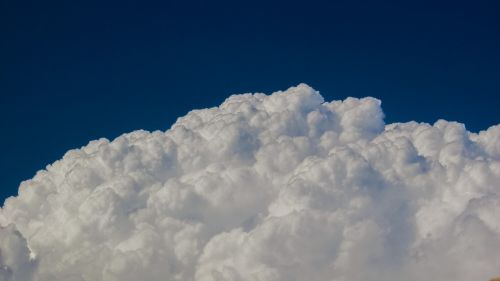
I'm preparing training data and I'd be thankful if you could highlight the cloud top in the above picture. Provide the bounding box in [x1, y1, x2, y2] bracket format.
[1, 84, 499, 281]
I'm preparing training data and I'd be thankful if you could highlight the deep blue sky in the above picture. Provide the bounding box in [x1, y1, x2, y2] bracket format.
[1, 0, 499, 202]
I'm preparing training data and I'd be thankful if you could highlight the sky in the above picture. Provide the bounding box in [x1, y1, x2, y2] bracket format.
[1, 0, 499, 202]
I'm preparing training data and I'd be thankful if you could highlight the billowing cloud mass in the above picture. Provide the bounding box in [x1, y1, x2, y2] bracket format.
[1, 84, 500, 281]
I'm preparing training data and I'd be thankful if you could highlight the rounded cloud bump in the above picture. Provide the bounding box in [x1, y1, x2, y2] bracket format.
[1, 84, 499, 281]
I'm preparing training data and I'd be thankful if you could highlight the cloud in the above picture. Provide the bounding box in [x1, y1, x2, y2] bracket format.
[1, 84, 499, 281]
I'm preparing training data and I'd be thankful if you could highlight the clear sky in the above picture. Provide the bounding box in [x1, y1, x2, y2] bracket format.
[1, 0, 499, 202]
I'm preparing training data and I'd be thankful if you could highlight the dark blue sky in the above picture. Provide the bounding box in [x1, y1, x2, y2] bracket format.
[1, 0, 499, 202]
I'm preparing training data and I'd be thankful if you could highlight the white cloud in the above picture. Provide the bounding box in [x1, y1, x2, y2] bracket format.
[1, 84, 499, 281]
[0, 225, 36, 281]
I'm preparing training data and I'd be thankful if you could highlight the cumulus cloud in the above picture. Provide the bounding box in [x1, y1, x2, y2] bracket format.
[1, 84, 499, 281]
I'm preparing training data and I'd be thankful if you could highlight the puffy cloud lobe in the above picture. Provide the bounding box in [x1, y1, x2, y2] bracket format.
[0, 225, 36, 281]
[0, 84, 499, 281]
